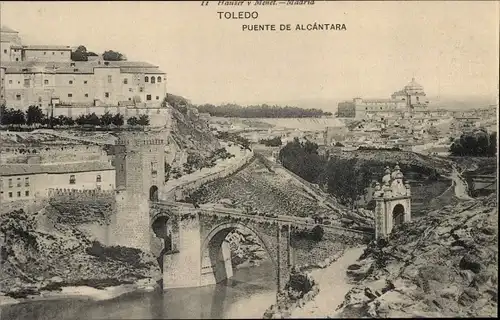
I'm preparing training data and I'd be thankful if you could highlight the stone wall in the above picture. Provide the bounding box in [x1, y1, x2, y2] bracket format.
[1, 145, 107, 164]
[164, 151, 254, 201]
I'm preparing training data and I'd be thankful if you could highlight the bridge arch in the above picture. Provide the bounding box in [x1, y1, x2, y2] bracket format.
[200, 222, 277, 286]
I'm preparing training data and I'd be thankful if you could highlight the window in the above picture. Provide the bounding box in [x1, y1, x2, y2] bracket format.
[69, 80, 73, 84]
[25, 177, 29, 187]
[17, 178, 21, 187]
[9, 80, 12, 84]
[3, 49, 6, 54]
[144, 76, 149, 83]
[156, 96, 159, 100]
[44, 52, 47, 55]
[84, 80, 88, 84]
[84, 93, 89, 97]
[146, 94, 152, 101]
[129, 88, 133, 92]
[105, 92, 110, 98]
[8, 192, 12, 198]
[69, 175, 76, 184]
[8, 179, 12, 188]
[157, 76, 162, 83]
[151, 162, 157, 176]
[68, 93, 72, 98]
[44, 79, 49, 85]
[123, 78, 128, 84]
[52, 52, 55, 55]
[16, 94, 21, 100]
[24, 79, 30, 86]
[17, 191, 21, 197]
[108, 75, 112, 83]
[96, 185, 101, 190]
[151, 77, 156, 84]
[139, 87, 144, 92]
[61, 52, 63, 55]
[96, 175, 101, 182]
[25, 191, 29, 197]
[15, 58, 19, 61]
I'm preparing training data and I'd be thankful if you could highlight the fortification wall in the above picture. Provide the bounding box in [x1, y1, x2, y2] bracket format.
[1, 144, 107, 164]
[164, 151, 254, 201]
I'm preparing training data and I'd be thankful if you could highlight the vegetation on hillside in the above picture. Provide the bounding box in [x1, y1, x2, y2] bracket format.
[259, 136, 282, 147]
[449, 128, 497, 157]
[279, 138, 446, 208]
[196, 103, 332, 118]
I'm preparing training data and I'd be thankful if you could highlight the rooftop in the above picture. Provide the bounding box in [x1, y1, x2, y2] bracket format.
[1, 60, 164, 74]
[23, 45, 72, 51]
[0, 161, 114, 176]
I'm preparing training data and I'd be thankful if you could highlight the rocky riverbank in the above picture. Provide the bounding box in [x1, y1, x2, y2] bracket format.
[226, 229, 268, 268]
[0, 208, 161, 302]
[336, 193, 498, 318]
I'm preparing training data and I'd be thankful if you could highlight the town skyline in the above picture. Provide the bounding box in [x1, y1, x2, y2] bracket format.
[1, 1, 498, 108]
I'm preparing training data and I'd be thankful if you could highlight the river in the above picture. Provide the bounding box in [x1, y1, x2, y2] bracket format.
[0, 261, 276, 320]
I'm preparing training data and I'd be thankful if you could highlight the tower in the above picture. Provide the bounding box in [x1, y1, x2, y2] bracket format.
[111, 129, 168, 251]
[372, 164, 412, 240]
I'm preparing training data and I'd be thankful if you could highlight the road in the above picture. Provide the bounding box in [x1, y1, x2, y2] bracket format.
[450, 165, 473, 200]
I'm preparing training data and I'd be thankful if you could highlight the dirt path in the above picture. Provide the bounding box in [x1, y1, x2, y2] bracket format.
[450, 166, 473, 200]
[291, 246, 365, 318]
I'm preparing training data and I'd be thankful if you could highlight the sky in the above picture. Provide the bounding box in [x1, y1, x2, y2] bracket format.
[1, 1, 498, 108]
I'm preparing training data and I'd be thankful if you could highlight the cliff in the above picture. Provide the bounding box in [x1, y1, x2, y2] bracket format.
[0, 198, 160, 299]
[336, 194, 498, 318]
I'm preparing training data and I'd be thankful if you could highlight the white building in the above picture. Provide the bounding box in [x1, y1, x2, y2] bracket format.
[0, 161, 115, 202]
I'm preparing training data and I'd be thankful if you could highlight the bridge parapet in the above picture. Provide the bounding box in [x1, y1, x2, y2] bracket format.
[150, 200, 372, 240]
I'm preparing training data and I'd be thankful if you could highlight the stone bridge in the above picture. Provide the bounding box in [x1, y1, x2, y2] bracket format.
[149, 200, 371, 291]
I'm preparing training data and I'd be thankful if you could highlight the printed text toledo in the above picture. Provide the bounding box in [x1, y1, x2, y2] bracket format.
[218, 11, 347, 32]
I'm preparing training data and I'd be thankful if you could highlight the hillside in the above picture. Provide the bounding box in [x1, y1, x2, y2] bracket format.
[335, 194, 498, 318]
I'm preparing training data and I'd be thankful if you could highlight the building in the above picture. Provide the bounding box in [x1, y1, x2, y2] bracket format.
[337, 78, 430, 119]
[0, 161, 115, 202]
[0, 26, 168, 127]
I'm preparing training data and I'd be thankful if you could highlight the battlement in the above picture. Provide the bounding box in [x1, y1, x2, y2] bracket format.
[115, 131, 167, 147]
[48, 188, 115, 198]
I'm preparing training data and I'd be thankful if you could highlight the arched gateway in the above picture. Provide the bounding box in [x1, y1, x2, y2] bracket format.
[372, 164, 412, 240]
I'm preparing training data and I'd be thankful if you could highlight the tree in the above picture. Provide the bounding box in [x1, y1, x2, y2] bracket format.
[86, 113, 101, 126]
[127, 116, 138, 126]
[76, 114, 86, 126]
[71, 45, 89, 61]
[137, 114, 150, 126]
[311, 225, 324, 241]
[9, 109, 25, 125]
[25, 105, 45, 125]
[449, 129, 497, 157]
[112, 113, 124, 126]
[260, 136, 282, 147]
[102, 50, 125, 61]
[100, 112, 113, 126]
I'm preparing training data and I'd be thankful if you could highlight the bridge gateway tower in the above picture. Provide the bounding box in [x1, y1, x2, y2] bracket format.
[111, 129, 168, 251]
[372, 164, 412, 240]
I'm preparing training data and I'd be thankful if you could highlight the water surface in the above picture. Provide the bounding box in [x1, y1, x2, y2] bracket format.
[1, 261, 276, 320]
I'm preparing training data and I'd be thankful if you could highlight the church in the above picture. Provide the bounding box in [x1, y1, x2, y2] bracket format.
[337, 78, 430, 119]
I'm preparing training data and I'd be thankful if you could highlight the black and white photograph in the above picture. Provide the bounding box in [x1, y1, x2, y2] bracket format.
[0, 1, 498, 319]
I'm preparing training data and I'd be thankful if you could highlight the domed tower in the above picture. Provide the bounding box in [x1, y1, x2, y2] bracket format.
[403, 78, 428, 111]
[372, 164, 412, 240]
